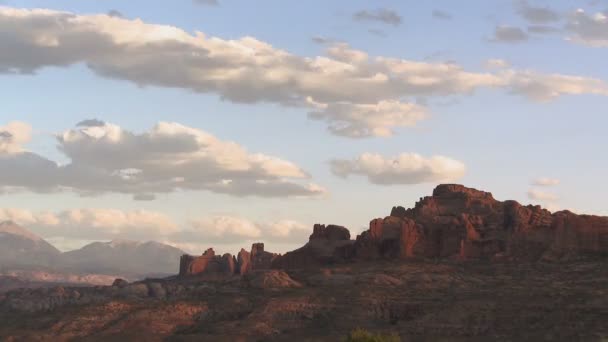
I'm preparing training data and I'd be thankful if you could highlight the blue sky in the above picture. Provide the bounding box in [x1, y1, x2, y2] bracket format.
[1, 0, 607, 253]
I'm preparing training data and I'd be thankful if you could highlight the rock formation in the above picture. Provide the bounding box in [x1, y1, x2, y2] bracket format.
[271, 224, 355, 269]
[179, 244, 277, 277]
[236, 248, 251, 274]
[353, 184, 608, 261]
[179, 248, 236, 277]
[249, 243, 279, 270]
[179, 184, 607, 275]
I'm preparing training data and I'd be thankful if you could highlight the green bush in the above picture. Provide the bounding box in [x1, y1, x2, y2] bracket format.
[342, 328, 401, 342]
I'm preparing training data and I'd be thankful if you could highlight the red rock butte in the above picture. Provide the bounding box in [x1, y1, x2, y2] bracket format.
[179, 184, 608, 277]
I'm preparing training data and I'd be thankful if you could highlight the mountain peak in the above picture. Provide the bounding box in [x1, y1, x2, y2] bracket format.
[0, 221, 42, 241]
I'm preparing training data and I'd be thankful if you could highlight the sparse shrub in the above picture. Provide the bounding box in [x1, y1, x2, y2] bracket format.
[343, 328, 401, 342]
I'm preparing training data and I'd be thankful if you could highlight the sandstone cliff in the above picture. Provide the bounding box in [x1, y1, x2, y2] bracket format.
[178, 184, 607, 276]
[352, 184, 608, 262]
[179, 243, 279, 277]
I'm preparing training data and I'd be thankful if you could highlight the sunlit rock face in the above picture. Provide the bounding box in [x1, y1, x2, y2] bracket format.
[179, 243, 278, 277]
[353, 184, 608, 262]
[179, 184, 608, 277]
[179, 248, 237, 277]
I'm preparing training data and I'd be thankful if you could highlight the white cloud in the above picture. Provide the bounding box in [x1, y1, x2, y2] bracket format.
[1, 8, 607, 137]
[330, 152, 466, 185]
[308, 100, 427, 138]
[566, 9, 608, 47]
[0, 121, 31, 154]
[0, 208, 179, 241]
[532, 177, 560, 186]
[188, 216, 262, 242]
[527, 188, 559, 201]
[0, 120, 326, 198]
[502, 70, 608, 101]
[170, 215, 311, 245]
[0, 208, 311, 246]
[265, 220, 310, 242]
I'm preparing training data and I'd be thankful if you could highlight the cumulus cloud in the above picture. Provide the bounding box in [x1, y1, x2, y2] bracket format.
[0, 120, 326, 199]
[308, 100, 427, 138]
[353, 8, 402, 26]
[1, 8, 608, 137]
[492, 26, 529, 43]
[0, 208, 179, 241]
[0, 121, 31, 154]
[330, 153, 466, 185]
[516, 1, 560, 24]
[432, 9, 452, 20]
[0, 208, 312, 246]
[170, 216, 310, 245]
[185, 216, 261, 242]
[566, 9, 608, 47]
[527, 189, 559, 201]
[532, 177, 560, 186]
[264, 220, 310, 243]
[502, 70, 608, 100]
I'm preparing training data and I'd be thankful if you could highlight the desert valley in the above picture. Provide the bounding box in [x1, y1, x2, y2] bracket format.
[1, 185, 606, 341]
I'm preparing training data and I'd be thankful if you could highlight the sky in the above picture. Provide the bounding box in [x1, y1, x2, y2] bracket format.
[1, 0, 608, 254]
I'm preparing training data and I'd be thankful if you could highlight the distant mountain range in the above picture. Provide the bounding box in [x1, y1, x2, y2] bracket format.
[61, 239, 185, 277]
[0, 221, 185, 290]
[0, 221, 61, 269]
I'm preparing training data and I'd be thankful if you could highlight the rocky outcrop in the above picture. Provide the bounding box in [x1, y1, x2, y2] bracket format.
[309, 224, 351, 241]
[354, 184, 608, 261]
[271, 224, 355, 270]
[179, 248, 236, 277]
[180, 184, 608, 276]
[250, 243, 279, 271]
[354, 216, 426, 259]
[179, 244, 277, 277]
[236, 248, 251, 275]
